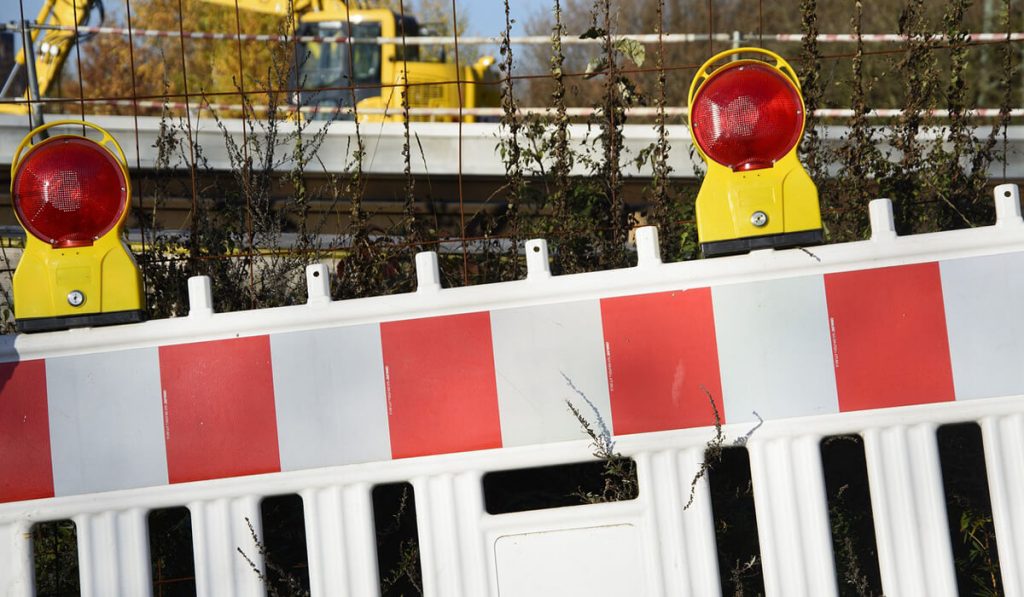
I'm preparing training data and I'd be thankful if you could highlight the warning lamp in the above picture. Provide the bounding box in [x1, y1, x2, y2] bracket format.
[11, 120, 144, 333]
[688, 48, 823, 257]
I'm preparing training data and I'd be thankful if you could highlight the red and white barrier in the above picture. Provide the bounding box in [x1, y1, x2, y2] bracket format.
[3, 188, 1024, 504]
[1, 186, 1024, 597]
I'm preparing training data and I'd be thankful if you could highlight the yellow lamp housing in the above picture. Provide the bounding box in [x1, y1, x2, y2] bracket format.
[687, 48, 823, 257]
[11, 120, 144, 333]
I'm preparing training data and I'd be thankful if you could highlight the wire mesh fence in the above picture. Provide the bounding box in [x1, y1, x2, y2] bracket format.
[0, 3, 1021, 595]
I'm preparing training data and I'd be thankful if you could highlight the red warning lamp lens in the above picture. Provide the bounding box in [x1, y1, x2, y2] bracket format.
[691, 62, 804, 171]
[13, 137, 127, 248]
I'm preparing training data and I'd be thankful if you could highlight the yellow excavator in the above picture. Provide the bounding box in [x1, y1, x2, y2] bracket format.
[0, 0, 499, 122]
[200, 0, 499, 122]
[0, 0, 101, 117]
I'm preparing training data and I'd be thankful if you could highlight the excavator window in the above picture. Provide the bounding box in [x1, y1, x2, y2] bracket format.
[297, 22, 346, 90]
[296, 22, 382, 87]
[294, 20, 383, 113]
[350, 21, 382, 85]
[393, 16, 420, 62]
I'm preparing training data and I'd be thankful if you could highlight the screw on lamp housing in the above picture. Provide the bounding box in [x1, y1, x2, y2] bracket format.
[67, 290, 85, 307]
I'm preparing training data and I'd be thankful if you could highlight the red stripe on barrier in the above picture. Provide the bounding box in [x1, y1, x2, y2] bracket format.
[160, 336, 280, 484]
[0, 360, 54, 503]
[824, 262, 955, 411]
[381, 313, 502, 458]
[601, 289, 723, 434]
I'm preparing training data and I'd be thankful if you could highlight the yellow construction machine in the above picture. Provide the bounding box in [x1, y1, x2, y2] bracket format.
[201, 0, 500, 121]
[0, 0, 499, 122]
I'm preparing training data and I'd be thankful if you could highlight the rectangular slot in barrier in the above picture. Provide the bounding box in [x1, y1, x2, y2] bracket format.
[373, 482, 423, 597]
[259, 494, 310, 595]
[482, 458, 639, 514]
[707, 446, 766, 597]
[32, 519, 79, 597]
[937, 422, 1003, 596]
[148, 506, 196, 596]
[820, 434, 883, 596]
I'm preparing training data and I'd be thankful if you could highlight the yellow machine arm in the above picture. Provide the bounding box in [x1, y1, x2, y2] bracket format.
[0, 0, 99, 115]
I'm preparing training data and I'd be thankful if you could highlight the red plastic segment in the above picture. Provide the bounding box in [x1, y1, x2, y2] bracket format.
[12, 136, 127, 247]
[824, 262, 955, 411]
[0, 360, 54, 503]
[160, 336, 281, 484]
[601, 289, 724, 434]
[691, 62, 803, 171]
[381, 313, 503, 458]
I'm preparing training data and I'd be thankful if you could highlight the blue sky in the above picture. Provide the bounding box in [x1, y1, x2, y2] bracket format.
[3, 0, 45, 21]
[467, 0, 551, 37]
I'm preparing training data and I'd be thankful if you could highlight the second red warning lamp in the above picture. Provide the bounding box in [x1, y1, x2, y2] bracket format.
[688, 48, 823, 257]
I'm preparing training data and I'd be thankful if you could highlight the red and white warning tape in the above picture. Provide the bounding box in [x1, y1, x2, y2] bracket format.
[3, 22, 1022, 45]
[10, 98, 1022, 120]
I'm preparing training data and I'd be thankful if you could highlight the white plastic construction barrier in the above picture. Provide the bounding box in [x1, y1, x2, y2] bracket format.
[2, 185, 1024, 597]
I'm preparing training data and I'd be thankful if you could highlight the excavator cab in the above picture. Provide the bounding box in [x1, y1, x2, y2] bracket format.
[293, 11, 418, 119]
[289, 8, 497, 122]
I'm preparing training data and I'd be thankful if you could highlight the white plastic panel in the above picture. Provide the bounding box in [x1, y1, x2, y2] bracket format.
[453, 473, 491, 597]
[190, 496, 265, 597]
[415, 472, 489, 597]
[339, 485, 382, 596]
[0, 521, 32, 597]
[490, 300, 612, 447]
[748, 436, 837, 597]
[863, 425, 957, 597]
[301, 484, 380, 597]
[301, 486, 349, 597]
[270, 325, 391, 471]
[712, 276, 839, 423]
[46, 348, 167, 496]
[75, 509, 150, 596]
[982, 414, 1024, 597]
[639, 449, 721, 597]
[494, 524, 646, 597]
[941, 252, 1024, 400]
